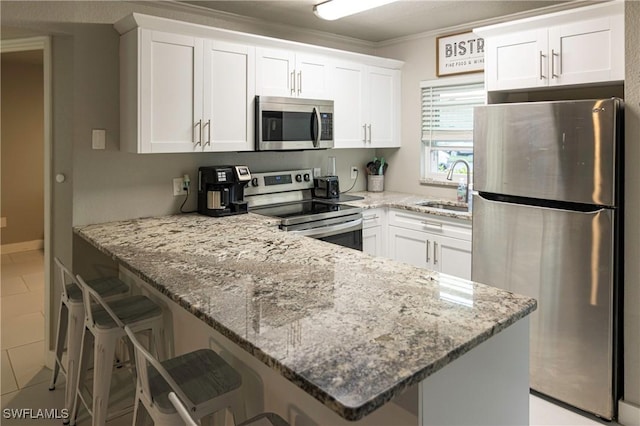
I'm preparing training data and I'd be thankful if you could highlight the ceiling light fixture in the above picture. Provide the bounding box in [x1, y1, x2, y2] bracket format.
[313, 0, 398, 21]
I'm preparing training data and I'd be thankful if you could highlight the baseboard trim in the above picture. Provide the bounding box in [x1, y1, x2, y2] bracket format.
[1, 239, 44, 254]
[620, 400, 640, 426]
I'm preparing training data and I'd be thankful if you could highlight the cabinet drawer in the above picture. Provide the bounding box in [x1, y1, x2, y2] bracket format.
[388, 208, 471, 241]
[362, 208, 385, 229]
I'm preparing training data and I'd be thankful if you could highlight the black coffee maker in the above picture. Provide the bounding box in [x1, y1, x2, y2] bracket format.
[198, 166, 251, 217]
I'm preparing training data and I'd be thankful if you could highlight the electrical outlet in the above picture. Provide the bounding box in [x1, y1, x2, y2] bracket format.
[350, 166, 358, 179]
[173, 177, 187, 196]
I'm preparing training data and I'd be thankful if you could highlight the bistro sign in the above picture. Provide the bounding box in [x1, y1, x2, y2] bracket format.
[436, 31, 485, 77]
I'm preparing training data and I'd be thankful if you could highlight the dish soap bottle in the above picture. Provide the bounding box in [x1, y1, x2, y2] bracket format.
[457, 178, 467, 203]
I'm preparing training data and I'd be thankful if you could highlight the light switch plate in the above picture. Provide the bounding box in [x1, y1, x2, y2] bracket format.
[92, 129, 106, 150]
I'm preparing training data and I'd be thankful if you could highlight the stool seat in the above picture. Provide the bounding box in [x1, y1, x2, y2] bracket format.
[150, 349, 242, 413]
[66, 276, 128, 302]
[92, 295, 163, 329]
[238, 413, 289, 426]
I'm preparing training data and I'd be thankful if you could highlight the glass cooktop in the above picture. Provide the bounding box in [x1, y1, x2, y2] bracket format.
[251, 200, 361, 226]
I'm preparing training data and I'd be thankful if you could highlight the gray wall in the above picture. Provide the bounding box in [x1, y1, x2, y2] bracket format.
[624, 0, 640, 409]
[375, 35, 460, 201]
[1, 0, 375, 351]
[1, 53, 44, 244]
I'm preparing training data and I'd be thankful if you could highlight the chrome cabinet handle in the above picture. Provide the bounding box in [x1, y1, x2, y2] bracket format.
[204, 119, 211, 148]
[367, 124, 372, 143]
[551, 49, 559, 78]
[194, 119, 202, 147]
[298, 71, 302, 95]
[363, 124, 367, 143]
[426, 240, 431, 263]
[433, 241, 438, 265]
[363, 215, 379, 221]
[539, 51, 546, 80]
[421, 220, 443, 229]
[290, 71, 296, 95]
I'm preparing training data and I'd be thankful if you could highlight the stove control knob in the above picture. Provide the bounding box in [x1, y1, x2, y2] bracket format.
[295, 174, 303, 182]
[303, 173, 311, 182]
[251, 177, 259, 187]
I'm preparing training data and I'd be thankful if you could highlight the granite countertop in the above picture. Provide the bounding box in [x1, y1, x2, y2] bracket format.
[75, 213, 534, 421]
[344, 191, 472, 221]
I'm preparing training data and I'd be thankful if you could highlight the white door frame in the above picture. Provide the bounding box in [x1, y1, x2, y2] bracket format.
[1, 36, 53, 366]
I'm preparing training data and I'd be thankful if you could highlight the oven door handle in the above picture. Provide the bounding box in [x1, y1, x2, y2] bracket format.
[291, 218, 362, 239]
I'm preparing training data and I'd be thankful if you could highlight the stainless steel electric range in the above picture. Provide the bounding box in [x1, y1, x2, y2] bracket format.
[244, 169, 363, 250]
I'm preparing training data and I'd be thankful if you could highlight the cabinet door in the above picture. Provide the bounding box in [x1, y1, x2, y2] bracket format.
[486, 29, 548, 91]
[203, 40, 255, 152]
[434, 235, 472, 280]
[256, 47, 295, 97]
[296, 53, 332, 99]
[332, 61, 366, 148]
[388, 226, 430, 269]
[366, 66, 400, 147]
[141, 30, 203, 152]
[363, 226, 383, 257]
[548, 15, 624, 87]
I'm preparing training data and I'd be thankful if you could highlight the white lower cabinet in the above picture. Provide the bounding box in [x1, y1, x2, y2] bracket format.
[387, 209, 472, 280]
[362, 209, 386, 257]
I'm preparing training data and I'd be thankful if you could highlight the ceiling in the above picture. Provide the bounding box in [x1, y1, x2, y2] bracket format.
[179, 0, 576, 43]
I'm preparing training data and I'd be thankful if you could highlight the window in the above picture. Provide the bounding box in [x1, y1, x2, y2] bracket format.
[421, 78, 485, 182]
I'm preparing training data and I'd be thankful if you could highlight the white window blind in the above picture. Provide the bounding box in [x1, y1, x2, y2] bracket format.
[421, 80, 485, 180]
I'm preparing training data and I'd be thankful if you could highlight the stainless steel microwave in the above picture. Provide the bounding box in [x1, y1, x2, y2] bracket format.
[255, 96, 334, 151]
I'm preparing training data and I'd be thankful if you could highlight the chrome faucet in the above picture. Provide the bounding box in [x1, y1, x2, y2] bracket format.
[446, 159, 470, 203]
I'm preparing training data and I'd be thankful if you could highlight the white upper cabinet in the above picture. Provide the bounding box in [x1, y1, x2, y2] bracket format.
[133, 30, 203, 153]
[547, 16, 624, 87]
[121, 29, 254, 153]
[332, 62, 400, 148]
[486, 29, 548, 91]
[203, 40, 255, 152]
[477, 1, 624, 92]
[256, 48, 331, 99]
[366, 66, 400, 148]
[115, 13, 403, 153]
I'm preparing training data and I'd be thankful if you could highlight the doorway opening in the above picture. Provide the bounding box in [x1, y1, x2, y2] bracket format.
[1, 37, 53, 367]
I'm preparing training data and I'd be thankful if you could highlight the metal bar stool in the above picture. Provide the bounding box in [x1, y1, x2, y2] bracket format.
[69, 274, 166, 426]
[49, 257, 129, 422]
[168, 391, 289, 426]
[123, 324, 248, 426]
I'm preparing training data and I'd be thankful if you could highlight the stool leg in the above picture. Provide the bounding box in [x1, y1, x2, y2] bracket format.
[49, 300, 68, 391]
[132, 394, 149, 426]
[64, 303, 84, 415]
[70, 326, 93, 426]
[91, 332, 119, 426]
[150, 323, 165, 361]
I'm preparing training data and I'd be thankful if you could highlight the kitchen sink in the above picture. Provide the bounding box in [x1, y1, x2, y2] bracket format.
[416, 201, 469, 212]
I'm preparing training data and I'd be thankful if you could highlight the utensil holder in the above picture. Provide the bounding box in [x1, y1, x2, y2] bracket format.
[367, 175, 384, 192]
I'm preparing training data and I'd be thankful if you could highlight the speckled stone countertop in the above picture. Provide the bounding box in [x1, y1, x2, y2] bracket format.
[346, 191, 472, 221]
[75, 213, 534, 421]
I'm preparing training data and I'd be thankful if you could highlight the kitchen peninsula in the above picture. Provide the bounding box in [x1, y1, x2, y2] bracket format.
[75, 213, 536, 425]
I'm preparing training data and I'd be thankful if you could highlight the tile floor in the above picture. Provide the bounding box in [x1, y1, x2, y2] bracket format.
[0, 249, 618, 426]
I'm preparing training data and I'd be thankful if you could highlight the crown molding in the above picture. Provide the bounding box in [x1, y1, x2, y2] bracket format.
[375, 0, 599, 47]
[126, 0, 378, 52]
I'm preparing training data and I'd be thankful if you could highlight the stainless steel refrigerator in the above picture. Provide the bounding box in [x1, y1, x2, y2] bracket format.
[472, 98, 623, 420]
